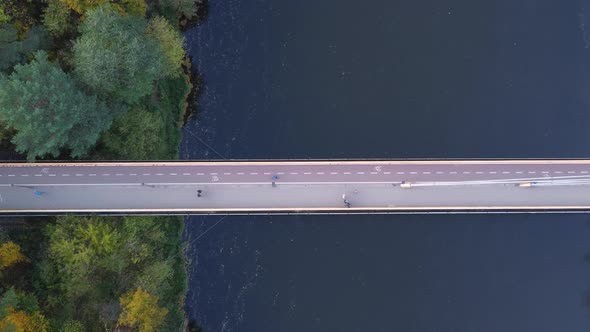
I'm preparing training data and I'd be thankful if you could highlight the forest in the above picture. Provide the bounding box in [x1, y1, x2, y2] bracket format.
[0, 0, 201, 331]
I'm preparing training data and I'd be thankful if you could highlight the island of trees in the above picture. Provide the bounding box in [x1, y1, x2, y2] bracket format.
[0, 0, 202, 331]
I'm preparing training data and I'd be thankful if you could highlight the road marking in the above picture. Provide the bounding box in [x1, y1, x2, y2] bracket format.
[142, 173, 150, 176]
[237, 173, 244, 175]
[528, 171, 536, 174]
[397, 172, 405, 174]
[450, 172, 457, 174]
[291, 172, 300, 175]
[436, 171, 444, 174]
[197, 173, 204, 175]
[410, 172, 417, 174]
[210, 173, 218, 175]
[475, 172, 483, 174]
[20, 174, 28, 177]
[170, 173, 178, 175]
[34, 174, 42, 177]
[7, 175, 14, 177]
[357, 172, 365, 174]
[423, 172, 431, 174]
[61, 174, 69, 176]
[156, 173, 164, 176]
[383, 172, 391, 174]
[264, 172, 271, 175]
[317, 172, 325, 175]
[502, 172, 510, 174]
[223, 173, 231, 175]
[343, 172, 351, 175]
[554, 171, 563, 174]
[76, 174, 83, 176]
[182, 173, 190, 176]
[88, 174, 96, 176]
[489, 172, 497, 174]
[103, 173, 110, 176]
[542, 171, 549, 174]
[250, 172, 258, 175]
[568, 171, 576, 174]
[582, 171, 589, 174]
[463, 172, 471, 174]
[116, 173, 124, 176]
[277, 172, 285, 175]
[304, 172, 312, 175]
[515, 171, 523, 174]
[129, 173, 137, 176]
[370, 172, 378, 174]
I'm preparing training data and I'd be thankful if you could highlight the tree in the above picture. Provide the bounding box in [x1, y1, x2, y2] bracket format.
[0, 6, 10, 24]
[0, 25, 49, 72]
[99, 106, 166, 160]
[63, 0, 146, 16]
[118, 288, 168, 332]
[72, 4, 163, 104]
[0, 242, 27, 271]
[0, 51, 122, 160]
[146, 16, 185, 78]
[0, 307, 48, 332]
[43, 0, 71, 37]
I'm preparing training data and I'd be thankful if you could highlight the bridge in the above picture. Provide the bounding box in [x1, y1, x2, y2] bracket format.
[1, 160, 590, 215]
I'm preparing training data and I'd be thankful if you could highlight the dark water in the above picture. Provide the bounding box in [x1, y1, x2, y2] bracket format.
[181, 1, 590, 331]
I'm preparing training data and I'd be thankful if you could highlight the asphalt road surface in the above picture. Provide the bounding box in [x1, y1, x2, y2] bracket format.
[1, 160, 590, 214]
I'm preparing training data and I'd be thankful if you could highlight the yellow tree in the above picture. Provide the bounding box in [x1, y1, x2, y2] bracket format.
[62, 0, 146, 16]
[118, 287, 168, 332]
[0, 307, 48, 332]
[0, 242, 27, 270]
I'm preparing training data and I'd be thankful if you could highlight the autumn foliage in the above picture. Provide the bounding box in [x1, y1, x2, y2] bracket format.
[0, 241, 28, 270]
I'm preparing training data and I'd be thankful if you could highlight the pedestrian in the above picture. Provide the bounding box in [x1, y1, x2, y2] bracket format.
[34, 191, 42, 196]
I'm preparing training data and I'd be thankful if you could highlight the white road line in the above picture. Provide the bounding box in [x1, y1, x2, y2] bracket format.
[489, 172, 497, 174]
[250, 173, 258, 175]
[223, 173, 231, 175]
[370, 172, 378, 174]
[502, 172, 510, 174]
[62, 174, 69, 176]
[20, 174, 28, 177]
[76, 174, 83, 176]
[197, 173, 204, 175]
[237, 173, 244, 175]
[554, 171, 563, 174]
[304, 172, 312, 175]
[34, 174, 42, 177]
[317, 172, 325, 175]
[7, 175, 14, 177]
[263, 172, 271, 175]
[423, 172, 431, 174]
[291, 172, 300, 175]
[383, 172, 391, 174]
[410, 172, 417, 174]
[277, 172, 285, 175]
[142, 173, 150, 176]
[116, 173, 124, 176]
[156, 173, 164, 176]
[103, 174, 111, 176]
[515, 171, 523, 174]
[463, 172, 471, 174]
[475, 172, 483, 174]
[528, 171, 536, 174]
[542, 171, 549, 174]
[170, 173, 178, 175]
[397, 172, 405, 174]
[357, 172, 365, 174]
[568, 171, 576, 174]
[182, 173, 190, 176]
[130, 173, 137, 176]
[88, 174, 96, 176]
[210, 173, 218, 175]
[343, 172, 351, 175]
[582, 171, 589, 174]
[436, 171, 444, 174]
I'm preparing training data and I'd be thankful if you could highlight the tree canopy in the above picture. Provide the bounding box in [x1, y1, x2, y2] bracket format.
[146, 16, 185, 78]
[0, 51, 121, 160]
[72, 4, 163, 104]
[0, 24, 49, 72]
[0, 242, 27, 271]
[118, 287, 168, 332]
[63, 0, 146, 16]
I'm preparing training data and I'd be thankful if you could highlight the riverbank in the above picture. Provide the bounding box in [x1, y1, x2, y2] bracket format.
[0, 1, 201, 330]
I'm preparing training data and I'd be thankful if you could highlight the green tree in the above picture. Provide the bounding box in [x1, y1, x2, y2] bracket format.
[99, 106, 166, 160]
[118, 288, 168, 332]
[0, 6, 10, 24]
[146, 16, 185, 78]
[155, 0, 198, 20]
[0, 25, 48, 72]
[0, 51, 121, 160]
[42, 0, 71, 37]
[72, 4, 163, 104]
[63, 0, 146, 16]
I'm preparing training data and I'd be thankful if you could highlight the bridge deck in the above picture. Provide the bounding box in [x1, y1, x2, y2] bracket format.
[1, 160, 590, 214]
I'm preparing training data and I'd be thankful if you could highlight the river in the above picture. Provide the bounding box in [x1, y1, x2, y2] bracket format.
[181, 0, 590, 331]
